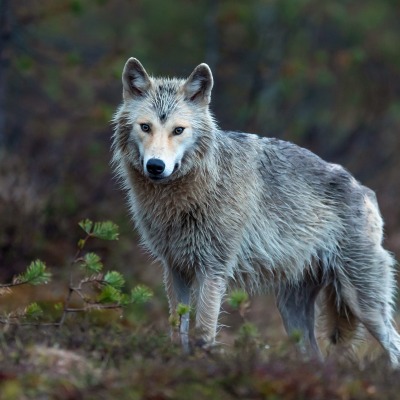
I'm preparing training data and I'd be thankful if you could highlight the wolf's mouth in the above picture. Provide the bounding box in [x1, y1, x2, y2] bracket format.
[148, 174, 165, 181]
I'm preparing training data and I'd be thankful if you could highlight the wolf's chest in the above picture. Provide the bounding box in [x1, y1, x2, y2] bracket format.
[136, 195, 211, 246]
[131, 188, 244, 269]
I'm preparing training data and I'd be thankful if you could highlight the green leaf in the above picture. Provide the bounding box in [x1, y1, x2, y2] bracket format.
[104, 271, 125, 289]
[79, 219, 94, 235]
[130, 285, 153, 305]
[78, 220, 119, 241]
[24, 303, 44, 320]
[17, 260, 52, 286]
[81, 253, 103, 274]
[120, 293, 131, 306]
[228, 289, 249, 310]
[91, 221, 119, 241]
[97, 285, 122, 304]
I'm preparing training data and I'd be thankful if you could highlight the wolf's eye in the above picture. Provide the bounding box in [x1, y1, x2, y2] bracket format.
[174, 127, 184, 135]
[140, 123, 150, 133]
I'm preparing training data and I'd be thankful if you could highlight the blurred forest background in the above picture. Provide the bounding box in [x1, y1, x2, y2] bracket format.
[1, 0, 400, 292]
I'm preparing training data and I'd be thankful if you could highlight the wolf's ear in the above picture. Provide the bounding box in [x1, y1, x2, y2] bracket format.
[122, 58, 151, 100]
[183, 63, 213, 105]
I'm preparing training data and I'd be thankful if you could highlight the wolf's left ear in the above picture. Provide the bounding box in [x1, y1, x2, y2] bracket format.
[183, 63, 213, 105]
[122, 58, 151, 100]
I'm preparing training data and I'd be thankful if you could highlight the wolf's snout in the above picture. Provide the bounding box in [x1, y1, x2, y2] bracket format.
[146, 158, 165, 176]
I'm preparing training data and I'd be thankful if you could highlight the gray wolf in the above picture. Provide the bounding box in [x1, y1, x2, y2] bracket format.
[112, 57, 400, 365]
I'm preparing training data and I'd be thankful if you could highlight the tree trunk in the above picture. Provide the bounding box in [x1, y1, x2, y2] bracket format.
[0, 0, 11, 148]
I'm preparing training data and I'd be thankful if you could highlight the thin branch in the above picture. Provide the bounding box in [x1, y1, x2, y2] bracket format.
[58, 233, 91, 326]
[64, 304, 123, 312]
[0, 320, 62, 327]
[0, 280, 31, 289]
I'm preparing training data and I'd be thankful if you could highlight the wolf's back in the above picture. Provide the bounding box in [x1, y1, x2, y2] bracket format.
[215, 131, 387, 289]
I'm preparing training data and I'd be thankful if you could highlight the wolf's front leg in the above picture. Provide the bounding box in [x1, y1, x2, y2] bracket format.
[195, 273, 226, 345]
[163, 267, 191, 351]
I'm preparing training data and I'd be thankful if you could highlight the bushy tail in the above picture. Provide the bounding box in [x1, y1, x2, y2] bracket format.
[321, 283, 364, 349]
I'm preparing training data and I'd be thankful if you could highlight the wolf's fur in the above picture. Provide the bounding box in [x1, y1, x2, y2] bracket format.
[112, 58, 400, 365]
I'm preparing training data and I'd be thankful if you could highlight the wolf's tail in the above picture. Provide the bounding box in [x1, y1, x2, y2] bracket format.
[321, 283, 364, 349]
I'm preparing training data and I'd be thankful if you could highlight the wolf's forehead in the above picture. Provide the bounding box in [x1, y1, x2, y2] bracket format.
[148, 78, 184, 122]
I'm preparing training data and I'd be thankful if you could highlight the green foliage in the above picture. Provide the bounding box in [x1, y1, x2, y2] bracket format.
[234, 322, 260, 351]
[81, 252, 103, 274]
[78, 219, 94, 236]
[0, 219, 151, 327]
[176, 303, 190, 317]
[289, 329, 303, 344]
[228, 289, 249, 310]
[97, 285, 122, 304]
[16, 260, 52, 286]
[104, 271, 125, 289]
[75, 220, 150, 311]
[24, 303, 44, 320]
[238, 322, 259, 340]
[169, 314, 179, 329]
[130, 285, 153, 305]
[91, 221, 119, 241]
[79, 219, 119, 241]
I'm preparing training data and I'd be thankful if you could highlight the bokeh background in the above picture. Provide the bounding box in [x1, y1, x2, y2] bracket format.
[1, 0, 400, 311]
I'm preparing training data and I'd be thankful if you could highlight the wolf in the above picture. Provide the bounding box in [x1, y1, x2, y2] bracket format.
[112, 57, 400, 365]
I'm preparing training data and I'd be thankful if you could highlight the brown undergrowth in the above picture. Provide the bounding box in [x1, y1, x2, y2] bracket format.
[0, 309, 399, 400]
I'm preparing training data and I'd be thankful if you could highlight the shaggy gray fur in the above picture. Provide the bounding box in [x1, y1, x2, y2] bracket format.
[112, 58, 400, 365]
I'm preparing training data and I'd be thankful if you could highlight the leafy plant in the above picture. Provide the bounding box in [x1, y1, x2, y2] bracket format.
[58, 219, 152, 325]
[0, 260, 52, 289]
[0, 219, 152, 327]
[0, 261, 51, 324]
[169, 303, 191, 333]
[228, 289, 260, 350]
[24, 302, 44, 321]
[228, 289, 250, 319]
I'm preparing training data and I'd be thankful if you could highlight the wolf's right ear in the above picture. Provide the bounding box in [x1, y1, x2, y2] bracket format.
[122, 58, 151, 100]
[183, 63, 213, 105]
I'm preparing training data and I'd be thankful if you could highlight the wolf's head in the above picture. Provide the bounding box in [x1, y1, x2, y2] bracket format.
[113, 58, 216, 183]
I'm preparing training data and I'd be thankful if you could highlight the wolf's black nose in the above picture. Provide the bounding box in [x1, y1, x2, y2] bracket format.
[146, 158, 165, 175]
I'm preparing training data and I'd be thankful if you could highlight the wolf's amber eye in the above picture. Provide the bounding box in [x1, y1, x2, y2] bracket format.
[140, 123, 150, 132]
[174, 127, 184, 135]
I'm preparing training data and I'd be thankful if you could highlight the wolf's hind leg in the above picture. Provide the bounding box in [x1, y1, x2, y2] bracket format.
[275, 278, 323, 358]
[338, 250, 400, 367]
[163, 267, 191, 352]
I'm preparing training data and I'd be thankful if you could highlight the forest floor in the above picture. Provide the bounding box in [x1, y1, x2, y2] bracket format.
[0, 290, 399, 400]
